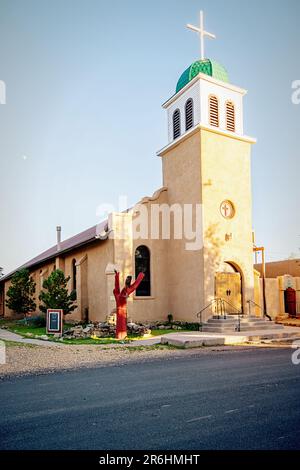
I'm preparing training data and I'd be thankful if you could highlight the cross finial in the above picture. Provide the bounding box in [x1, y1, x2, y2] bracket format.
[187, 11, 216, 60]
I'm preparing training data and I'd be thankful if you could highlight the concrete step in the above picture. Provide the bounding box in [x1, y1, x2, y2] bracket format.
[202, 326, 239, 333]
[201, 318, 284, 333]
[240, 322, 283, 328]
[238, 324, 283, 331]
[206, 319, 237, 325]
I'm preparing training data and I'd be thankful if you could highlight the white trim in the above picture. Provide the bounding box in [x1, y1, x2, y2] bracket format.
[133, 296, 156, 300]
[162, 72, 247, 109]
[200, 123, 256, 143]
[156, 123, 256, 157]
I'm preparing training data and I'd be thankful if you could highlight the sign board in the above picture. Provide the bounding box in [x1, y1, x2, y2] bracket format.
[46, 309, 63, 335]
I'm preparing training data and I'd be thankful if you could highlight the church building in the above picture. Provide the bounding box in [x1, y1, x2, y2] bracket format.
[0, 12, 260, 324]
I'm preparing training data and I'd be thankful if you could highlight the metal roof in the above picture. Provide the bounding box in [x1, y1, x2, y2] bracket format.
[0, 219, 108, 283]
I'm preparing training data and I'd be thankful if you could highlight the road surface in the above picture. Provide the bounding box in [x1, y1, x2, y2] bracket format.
[0, 347, 300, 450]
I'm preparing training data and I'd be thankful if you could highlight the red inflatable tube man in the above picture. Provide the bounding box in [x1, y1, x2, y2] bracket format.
[113, 270, 145, 340]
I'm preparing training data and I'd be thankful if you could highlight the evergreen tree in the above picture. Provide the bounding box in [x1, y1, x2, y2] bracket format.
[5, 269, 36, 316]
[39, 269, 77, 316]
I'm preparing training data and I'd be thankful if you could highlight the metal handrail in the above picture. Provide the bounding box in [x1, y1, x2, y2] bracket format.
[220, 298, 242, 314]
[247, 299, 272, 321]
[196, 298, 220, 330]
[218, 298, 243, 331]
[196, 297, 243, 331]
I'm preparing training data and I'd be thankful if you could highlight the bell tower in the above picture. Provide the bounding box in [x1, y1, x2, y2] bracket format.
[156, 11, 256, 319]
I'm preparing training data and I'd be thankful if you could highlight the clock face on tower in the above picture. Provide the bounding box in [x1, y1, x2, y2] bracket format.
[220, 200, 235, 219]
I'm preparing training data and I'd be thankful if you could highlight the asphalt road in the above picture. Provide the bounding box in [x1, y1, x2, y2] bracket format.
[0, 347, 300, 450]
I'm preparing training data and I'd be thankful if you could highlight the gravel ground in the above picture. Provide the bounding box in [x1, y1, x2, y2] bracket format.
[0, 342, 254, 379]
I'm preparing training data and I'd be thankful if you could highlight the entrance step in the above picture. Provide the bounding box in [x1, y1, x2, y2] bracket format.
[201, 316, 284, 333]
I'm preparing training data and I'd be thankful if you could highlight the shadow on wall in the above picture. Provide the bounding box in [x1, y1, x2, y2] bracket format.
[203, 223, 224, 317]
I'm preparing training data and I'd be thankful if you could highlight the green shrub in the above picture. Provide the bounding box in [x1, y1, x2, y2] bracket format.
[167, 313, 173, 323]
[17, 315, 46, 327]
[39, 269, 77, 316]
[5, 269, 36, 316]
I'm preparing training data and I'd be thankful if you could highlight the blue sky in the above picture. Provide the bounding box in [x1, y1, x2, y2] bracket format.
[0, 0, 300, 273]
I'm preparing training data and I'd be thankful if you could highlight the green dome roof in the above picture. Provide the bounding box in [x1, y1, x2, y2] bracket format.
[176, 58, 229, 94]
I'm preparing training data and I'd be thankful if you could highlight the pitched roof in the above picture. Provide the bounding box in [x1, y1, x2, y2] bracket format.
[0, 220, 108, 283]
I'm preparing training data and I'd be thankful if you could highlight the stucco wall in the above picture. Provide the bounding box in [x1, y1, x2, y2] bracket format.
[161, 130, 204, 321]
[255, 259, 300, 278]
[2, 239, 114, 322]
[200, 128, 254, 316]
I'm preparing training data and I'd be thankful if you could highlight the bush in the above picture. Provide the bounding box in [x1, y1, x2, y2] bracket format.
[167, 313, 173, 323]
[39, 269, 77, 316]
[5, 268, 36, 316]
[17, 315, 46, 327]
[172, 321, 200, 331]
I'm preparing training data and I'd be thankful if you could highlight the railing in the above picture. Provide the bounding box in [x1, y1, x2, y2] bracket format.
[220, 298, 243, 332]
[246, 299, 272, 321]
[196, 297, 243, 331]
[196, 298, 220, 331]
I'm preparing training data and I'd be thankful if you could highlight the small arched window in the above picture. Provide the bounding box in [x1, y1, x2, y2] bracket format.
[185, 98, 194, 131]
[209, 95, 219, 127]
[72, 259, 77, 292]
[173, 109, 181, 140]
[135, 245, 151, 296]
[226, 101, 235, 132]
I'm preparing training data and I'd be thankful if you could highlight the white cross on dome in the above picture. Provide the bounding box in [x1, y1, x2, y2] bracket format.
[186, 11, 216, 60]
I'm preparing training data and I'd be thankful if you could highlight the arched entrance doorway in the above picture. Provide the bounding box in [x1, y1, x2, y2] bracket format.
[215, 262, 243, 314]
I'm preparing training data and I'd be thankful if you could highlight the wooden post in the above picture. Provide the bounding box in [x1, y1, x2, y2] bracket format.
[253, 246, 267, 317]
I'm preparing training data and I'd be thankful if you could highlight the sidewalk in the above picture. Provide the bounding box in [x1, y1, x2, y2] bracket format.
[0, 328, 162, 348]
[160, 327, 300, 348]
[0, 329, 64, 347]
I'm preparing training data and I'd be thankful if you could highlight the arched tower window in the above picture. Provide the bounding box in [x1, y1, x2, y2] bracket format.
[185, 98, 194, 131]
[135, 245, 151, 296]
[173, 109, 181, 140]
[226, 101, 235, 132]
[209, 95, 219, 127]
[72, 259, 77, 292]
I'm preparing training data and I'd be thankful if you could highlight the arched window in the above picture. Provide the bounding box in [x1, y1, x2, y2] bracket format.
[185, 98, 194, 131]
[209, 95, 219, 127]
[135, 245, 151, 296]
[226, 101, 235, 132]
[72, 259, 77, 292]
[173, 109, 181, 140]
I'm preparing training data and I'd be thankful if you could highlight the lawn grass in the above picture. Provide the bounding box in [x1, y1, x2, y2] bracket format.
[0, 318, 192, 345]
[146, 329, 178, 336]
[62, 337, 126, 345]
[0, 318, 73, 338]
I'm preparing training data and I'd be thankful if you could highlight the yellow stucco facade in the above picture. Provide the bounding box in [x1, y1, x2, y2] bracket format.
[1, 123, 258, 323]
[0, 69, 267, 324]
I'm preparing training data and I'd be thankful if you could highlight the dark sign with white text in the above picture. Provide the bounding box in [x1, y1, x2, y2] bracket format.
[46, 309, 63, 335]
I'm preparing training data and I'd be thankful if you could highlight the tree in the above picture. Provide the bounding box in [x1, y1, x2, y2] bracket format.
[5, 268, 36, 316]
[39, 269, 77, 316]
[0, 267, 4, 278]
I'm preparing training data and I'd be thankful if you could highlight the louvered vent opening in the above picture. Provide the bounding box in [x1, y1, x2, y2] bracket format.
[173, 109, 181, 139]
[209, 96, 219, 127]
[185, 99, 194, 131]
[226, 102, 235, 132]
